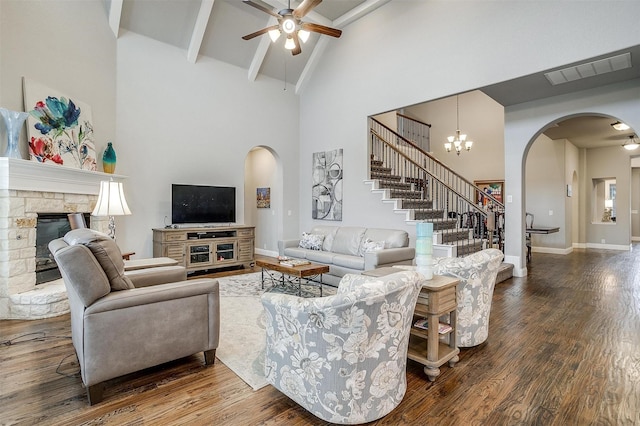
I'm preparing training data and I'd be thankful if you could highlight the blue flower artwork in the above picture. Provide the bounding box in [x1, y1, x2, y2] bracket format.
[23, 78, 97, 171]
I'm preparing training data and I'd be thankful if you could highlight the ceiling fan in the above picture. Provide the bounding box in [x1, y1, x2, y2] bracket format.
[241, 0, 342, 56]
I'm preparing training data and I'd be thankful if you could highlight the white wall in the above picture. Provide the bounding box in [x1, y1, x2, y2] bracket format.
[565, 141, 580, 246]
[525, 134, 567, 251]
[115, 32, 300, 257]
[632, 168, 640, 240]
[0, 0, 116, 159]
[585, 145, 632, 248]
[300, 0, 640, 259]
[403, 90, 505, 183]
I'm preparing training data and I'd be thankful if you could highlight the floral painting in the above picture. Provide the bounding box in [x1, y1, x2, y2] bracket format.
[23, 78, 97, 170]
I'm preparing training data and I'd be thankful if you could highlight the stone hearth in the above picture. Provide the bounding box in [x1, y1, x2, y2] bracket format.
[0, 158, 125, 320]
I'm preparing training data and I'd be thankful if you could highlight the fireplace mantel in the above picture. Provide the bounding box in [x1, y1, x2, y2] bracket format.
[0, 158, 126, 320]
[0, 158, 126, 194]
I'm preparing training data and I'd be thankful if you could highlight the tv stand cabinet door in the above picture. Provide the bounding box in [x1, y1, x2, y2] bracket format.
[186, 242, 214, 268]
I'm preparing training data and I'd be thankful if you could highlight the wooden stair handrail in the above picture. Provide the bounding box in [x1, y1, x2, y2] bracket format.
[370, 117, 505, 209]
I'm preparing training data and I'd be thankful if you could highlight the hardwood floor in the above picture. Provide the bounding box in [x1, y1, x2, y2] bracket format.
[1, 248, 639, 425]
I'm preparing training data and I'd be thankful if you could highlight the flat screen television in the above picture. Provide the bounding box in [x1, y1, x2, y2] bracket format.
[172, 184, 236, 225]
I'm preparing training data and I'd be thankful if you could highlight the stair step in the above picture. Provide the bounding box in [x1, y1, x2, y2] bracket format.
[454, 240, 485, 256]
[371, 171, 401, 181]
[496, 262, 514, 284]
[389, 189, 422, 199]
[371, 159, 383, 167]
[414, 209, 445, 220]
[378, 180, 413, 190]
[400, 199, 433, 209]
[424, 219, 458, 230]
[438, 229, 472, 243]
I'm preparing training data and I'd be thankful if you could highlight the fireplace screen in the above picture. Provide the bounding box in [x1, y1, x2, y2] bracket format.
[36, 213, 89, 284]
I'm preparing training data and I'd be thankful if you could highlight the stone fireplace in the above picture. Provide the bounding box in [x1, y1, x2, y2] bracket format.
[0, 158, 123, 320]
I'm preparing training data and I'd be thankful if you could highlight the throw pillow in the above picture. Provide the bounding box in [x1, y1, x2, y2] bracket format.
[360, 238, 386, 255]
[64, 229, 134, 291]
[299, 232, 325, 251]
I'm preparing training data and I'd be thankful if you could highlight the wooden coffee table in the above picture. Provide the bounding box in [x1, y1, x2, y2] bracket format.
[256, 257, 330, 297]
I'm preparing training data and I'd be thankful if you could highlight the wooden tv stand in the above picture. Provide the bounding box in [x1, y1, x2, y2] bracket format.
[152, 225, 255, 274]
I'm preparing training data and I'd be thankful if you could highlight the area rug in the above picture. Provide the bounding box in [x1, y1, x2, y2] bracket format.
[216, 272, 335, 391]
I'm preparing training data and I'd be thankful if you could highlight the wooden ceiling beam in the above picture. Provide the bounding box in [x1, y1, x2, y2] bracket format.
[248, 16, 278, 81]
[187, 0, 215, 64]
[108, 0, 123, 38]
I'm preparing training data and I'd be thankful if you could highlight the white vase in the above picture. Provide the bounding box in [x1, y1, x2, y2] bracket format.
[0, 108, 30, 159]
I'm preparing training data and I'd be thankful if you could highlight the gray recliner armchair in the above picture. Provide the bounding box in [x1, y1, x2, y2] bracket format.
[48, 229, 220, 404]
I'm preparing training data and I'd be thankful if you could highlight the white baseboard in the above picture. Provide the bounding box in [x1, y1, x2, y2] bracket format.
[531, 246, 573, 255]
[584, 243, 631, 251]
[632, 236, 640, 242]
[503, 255, 527, 277]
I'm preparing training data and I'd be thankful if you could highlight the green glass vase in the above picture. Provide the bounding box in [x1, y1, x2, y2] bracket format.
[102, 142, 116, 174]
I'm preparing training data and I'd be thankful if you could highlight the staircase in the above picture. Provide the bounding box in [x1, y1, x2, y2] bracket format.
[366, 115, 508, 263]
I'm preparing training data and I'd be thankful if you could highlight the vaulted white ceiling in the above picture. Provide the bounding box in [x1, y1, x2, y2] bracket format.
[107, 0, 640, 148]
[109, 0, 388, 93]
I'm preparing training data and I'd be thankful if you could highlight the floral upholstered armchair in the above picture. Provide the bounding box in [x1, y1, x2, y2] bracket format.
[432, 248, 504, 347]
[261, 271, 424, 424]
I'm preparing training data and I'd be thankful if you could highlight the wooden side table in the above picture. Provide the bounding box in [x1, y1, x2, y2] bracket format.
[407, 274, 460, 381]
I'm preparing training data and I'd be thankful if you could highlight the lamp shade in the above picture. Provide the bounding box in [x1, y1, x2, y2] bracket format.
[92, 181, 132, 217]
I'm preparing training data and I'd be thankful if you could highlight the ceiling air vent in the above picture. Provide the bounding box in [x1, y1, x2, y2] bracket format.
[544, 52, 632, 86]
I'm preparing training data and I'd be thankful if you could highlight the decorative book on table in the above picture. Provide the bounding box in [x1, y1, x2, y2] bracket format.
[413, 318, 453, 334]
[279, 259, 310, 267]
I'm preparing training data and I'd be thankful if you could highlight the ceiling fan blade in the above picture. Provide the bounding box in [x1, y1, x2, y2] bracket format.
[293, 0, 322, 19]
[300, 22, 342, 38]
[242, 0, 281, 19]
[291, 31, 302, 56]
[242, 25, 279, 41]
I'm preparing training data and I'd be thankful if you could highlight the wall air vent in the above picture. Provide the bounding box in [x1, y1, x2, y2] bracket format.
[544, 52, 632, 86]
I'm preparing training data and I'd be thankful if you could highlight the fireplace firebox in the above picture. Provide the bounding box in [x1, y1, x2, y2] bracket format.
[35, 213, 90, 284]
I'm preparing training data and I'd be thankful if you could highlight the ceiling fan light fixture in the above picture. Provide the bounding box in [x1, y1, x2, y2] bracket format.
[282, 18, 296, 34]
[611, 121, 630, 131]
[268, 29, 281, 42]
[622, 135, 640, 151]
[284, 37, 296, 50]
[298, 29, 310, 43]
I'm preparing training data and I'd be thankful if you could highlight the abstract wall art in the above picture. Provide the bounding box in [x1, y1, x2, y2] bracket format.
[23, 78, 97, 171]
[312, 148, 343, 221]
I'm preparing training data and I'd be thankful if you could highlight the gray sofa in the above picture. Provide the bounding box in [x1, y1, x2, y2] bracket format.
[49, 229, 220, 404]
[278, 225, 415, 286]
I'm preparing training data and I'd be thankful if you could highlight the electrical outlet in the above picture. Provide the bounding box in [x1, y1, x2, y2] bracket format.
[601, 239, 605, 244]
[507, 195, 513, 203]
[549, 210, 553, 216]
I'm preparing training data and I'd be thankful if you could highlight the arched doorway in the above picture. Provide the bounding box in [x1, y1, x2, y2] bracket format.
[520, 113, 635, 269]
[244, 146, 283, 256]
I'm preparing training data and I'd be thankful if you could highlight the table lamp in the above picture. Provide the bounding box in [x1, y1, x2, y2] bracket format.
[91, 180, 131, 239]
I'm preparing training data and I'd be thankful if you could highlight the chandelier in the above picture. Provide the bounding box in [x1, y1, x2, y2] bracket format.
[444, 95, 473, 155]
